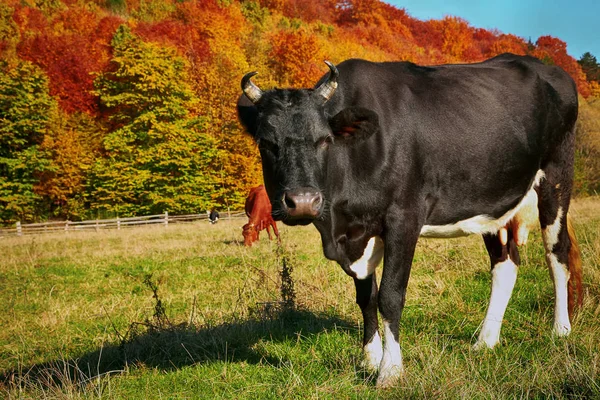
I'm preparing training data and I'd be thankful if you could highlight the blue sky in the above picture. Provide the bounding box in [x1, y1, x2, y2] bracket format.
[384, 0, 599, 60]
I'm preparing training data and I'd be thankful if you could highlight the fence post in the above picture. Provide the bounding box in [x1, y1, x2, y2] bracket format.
[16, 221, 22, 236]
[117, 217, 121, 230]
[65, 220, 70, 231]
[164, 211, 168, 227]
[228, 206, 231, 221]
[95, 219, 99, 232]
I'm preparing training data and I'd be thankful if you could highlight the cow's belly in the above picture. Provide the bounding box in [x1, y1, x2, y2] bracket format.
[420, 170, 543, 238]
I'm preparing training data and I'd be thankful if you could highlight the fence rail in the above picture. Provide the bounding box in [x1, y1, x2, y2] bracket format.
[0, 211, 246, 237]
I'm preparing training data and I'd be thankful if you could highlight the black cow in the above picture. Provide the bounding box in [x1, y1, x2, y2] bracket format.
[237, 54, 583, 387]
[208, 210, 219, 224]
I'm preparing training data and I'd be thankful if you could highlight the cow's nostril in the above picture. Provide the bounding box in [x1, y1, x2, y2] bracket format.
[312, 193, 323, 211]
[282, 188, 322, 219]
[283, 193, 297, 209]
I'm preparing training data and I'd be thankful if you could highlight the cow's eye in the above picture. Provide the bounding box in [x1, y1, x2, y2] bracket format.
[316, 135, 334, 148]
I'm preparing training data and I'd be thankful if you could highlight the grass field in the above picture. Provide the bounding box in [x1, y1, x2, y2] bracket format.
[1, 198, 599, 399]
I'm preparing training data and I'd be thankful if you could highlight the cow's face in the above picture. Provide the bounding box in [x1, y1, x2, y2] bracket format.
[238, 62, 380, 226]
[253, 92, 332, 226]
[242, 223, 258, 246]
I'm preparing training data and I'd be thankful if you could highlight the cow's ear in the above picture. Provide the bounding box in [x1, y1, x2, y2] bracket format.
[237, 94, 258, 138]
[328, 107, 379, 143]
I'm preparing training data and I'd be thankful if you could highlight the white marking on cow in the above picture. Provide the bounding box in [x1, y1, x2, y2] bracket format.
[499, 227, 508, 245]
[348, 236, 384, 280]
[377, 320, 403, 387]
[473, 257, 518, 350]
[512, 188, 538, 245]
[544, 207, 563, 248]
[542, 207, 571, 336]
[362, 331, 383, 371]
[421, 170, 545, 238]
[546, 254, 571, 336]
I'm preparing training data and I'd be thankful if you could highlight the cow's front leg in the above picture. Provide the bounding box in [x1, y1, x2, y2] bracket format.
[271, 221, 281, 243]
[376, 214, 420, 388]
[347, 236, 384, 370]
[266, 224, 273, 240]
[354, 274, 382, 371]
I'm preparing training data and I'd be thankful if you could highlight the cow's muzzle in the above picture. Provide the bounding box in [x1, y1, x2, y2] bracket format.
[282, 188, 323, 219]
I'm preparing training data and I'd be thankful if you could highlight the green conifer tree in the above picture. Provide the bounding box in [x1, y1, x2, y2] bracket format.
[90, 25, 221, 216]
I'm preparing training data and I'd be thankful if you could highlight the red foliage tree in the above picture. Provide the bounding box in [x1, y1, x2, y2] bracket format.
[135, 19, 211, 64]
[16, 5, 118, 113]
[281, 0, 337, 23]
[12, 6, 47, 34]
[19, 34, 102, 113]
[472, 27, 496, 56]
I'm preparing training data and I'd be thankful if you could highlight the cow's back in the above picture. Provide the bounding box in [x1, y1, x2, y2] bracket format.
[246, 185, 272, 224]
[323, 54, 578, 225]
[245, 186, 262, 217]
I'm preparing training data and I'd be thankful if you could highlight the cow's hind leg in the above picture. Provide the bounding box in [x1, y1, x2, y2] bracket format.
[474, 231, 520, 349]
[537, 162, 583, 336]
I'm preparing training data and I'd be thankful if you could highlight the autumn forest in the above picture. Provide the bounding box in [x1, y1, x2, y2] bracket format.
[1, 0, 599, 224]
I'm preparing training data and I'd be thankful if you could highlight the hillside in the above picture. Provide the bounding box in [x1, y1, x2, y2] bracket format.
[1, 0, 599, 223]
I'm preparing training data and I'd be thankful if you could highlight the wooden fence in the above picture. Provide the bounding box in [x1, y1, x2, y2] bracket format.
[0, 211, 246, 237]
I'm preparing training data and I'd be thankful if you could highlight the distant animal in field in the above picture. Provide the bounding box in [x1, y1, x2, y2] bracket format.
[208, 210, 219, 224]
[242, 185, 279, 246]
[238, 53, 583, 387]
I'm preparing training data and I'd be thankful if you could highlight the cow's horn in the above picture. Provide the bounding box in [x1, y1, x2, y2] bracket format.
[315, 61, 339, 102]
[241, 71, 263, 104]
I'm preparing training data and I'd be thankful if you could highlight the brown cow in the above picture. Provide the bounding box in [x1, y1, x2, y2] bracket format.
[242, 185, 280, 246]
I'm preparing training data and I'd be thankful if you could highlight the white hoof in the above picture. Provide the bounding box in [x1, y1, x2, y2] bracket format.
[376, 364, 403, 388]
[377, 320, 403, 388]
[361, 331, 383, 371]
[553, 322, 571, 337]
[472, 338, 497, 351]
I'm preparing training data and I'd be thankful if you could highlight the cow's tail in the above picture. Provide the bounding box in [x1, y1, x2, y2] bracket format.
[567, 213, 583, 320]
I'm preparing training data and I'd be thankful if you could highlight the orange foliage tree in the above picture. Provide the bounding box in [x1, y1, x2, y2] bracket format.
[268, 28, 325, 86]
[37, 113, 102, 219]
[486, 33, 528, 57]
[429, 16, 476, 62]
[175, 0, 263, 208]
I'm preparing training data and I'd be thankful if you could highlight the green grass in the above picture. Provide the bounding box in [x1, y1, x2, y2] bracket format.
[1, 198, 599, 399]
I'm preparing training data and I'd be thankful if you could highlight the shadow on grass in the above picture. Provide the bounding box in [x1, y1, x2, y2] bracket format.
[0, 308, 354, 390]
[222, 239, 243, 246]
